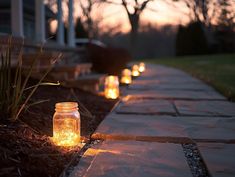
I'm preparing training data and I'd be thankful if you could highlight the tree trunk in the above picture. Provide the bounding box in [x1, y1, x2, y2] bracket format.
[129, 14, 139, 57]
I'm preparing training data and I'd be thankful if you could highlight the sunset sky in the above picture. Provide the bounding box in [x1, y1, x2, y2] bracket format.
[48, 0, 191, 33]
[95, 0, 190, 32]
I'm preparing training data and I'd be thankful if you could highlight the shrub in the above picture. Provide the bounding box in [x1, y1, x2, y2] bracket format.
[87, 44, 132, 75]
[214, 27, 235, 53]
[175, 22, 209, 56]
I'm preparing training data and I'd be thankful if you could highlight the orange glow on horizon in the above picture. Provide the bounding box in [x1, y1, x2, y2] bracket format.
[99, 0, 190, 33]
[47, 0, 235, 34]
[47, 0, 190, 34]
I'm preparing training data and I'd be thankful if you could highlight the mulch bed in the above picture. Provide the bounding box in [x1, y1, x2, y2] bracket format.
[0, 85, 117, 177]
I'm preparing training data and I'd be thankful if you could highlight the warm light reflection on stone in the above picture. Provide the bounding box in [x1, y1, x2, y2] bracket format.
[85, 148, 122, 157]
[121, 69, 132, 84]
[132, 65, 140, 77]
[104, 76, 119, 99]
[139, 62, 145, 72]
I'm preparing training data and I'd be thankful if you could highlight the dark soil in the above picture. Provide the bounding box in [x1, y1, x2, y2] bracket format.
[0, 85, 117, 177]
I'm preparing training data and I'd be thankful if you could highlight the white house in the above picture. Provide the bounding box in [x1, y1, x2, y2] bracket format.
[0, 0, 75, 47]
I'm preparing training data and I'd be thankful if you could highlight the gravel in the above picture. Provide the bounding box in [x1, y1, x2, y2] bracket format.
[61, 140, 103, 177]
[182, 144, 210, 177]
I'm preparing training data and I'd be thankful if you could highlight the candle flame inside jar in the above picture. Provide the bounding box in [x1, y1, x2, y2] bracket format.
[121, 69, 132, 84]
[53, 130, 79, 147]
[132, 65, 140, 76]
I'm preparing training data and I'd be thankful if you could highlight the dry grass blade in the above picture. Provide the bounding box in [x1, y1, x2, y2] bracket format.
[14, 53, 62, 121]
[24, 99, 50, 110]
[0, 36, 62, 121]
[10, 41, 24, 120]
[24, 82, 60, 91]
[0, 37, 12, 118]
[13, 46, 42, 115]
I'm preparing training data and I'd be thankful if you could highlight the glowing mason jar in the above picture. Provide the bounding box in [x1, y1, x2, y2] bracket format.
[132, 64, 140, 77]
[121, 69, 132, 84]
[139, 62, 145, 72]
[52, 102, 80, 147]
[104, 75, 119, 99]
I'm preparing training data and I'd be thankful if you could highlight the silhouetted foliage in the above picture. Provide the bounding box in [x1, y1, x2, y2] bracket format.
[75, 18, 89, 38]
[100, 0, 153, 56]
[87, 44, 131, 75]
[213, 0, 235, 53]
[214, 28, 235, 53]
[175, 22, 209, 56]
[79, 0, 95, 39]
[100, 24, 176, 59]
[173, 0, 216, 26]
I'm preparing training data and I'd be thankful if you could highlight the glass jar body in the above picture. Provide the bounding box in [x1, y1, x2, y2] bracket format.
[104, 76, 119, 99]
[138, 62, 145, 72]
[121, 69, 132, 84]
[132, 65, 140, 76]
[53, 102, 80, 146]
[121, 75, 132, 84]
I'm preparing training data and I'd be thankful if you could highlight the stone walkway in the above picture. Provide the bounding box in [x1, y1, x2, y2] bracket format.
[70, 64, 235, 177]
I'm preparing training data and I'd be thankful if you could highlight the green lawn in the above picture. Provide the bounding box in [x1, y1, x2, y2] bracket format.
[146, 54, 235, 101]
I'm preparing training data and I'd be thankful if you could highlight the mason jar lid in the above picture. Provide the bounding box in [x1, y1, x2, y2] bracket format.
[55, 102, 78, 111]
[122, 69, 131, 76]
[105, 75, 119, 85]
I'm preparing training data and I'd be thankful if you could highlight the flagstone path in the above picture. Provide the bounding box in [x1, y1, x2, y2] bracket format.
[70, 64, 235, 177]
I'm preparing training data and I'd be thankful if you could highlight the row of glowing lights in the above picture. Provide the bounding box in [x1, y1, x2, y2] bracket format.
[52, 63, 146, 147]
[104, 62, 145, 99]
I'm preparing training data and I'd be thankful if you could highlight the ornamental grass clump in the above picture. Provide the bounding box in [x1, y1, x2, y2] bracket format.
[0, 37, 61, 121]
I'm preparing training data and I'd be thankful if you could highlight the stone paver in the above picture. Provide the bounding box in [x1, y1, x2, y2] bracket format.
[92, 114, 188, 142]
[124, 90, 226, 100]
[140, 65, 189, 77]
[198, 143, 235, 177]
[71, 64, 235, 177]
[70, 140, 192, 177]
[175, 100, 235, 117]
[134, 75, 202, 83]
[116, 99, 176, 115]
[129, 82, 213, 91]
[185, 117, 235, 141]
[92, 113, 235, 142]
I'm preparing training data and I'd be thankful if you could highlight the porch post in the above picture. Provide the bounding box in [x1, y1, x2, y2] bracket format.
[67, 0, 75, 47]
[35, 0, 45, 43]
[57, 0, 64, 45]
[11, 0, 24, 37]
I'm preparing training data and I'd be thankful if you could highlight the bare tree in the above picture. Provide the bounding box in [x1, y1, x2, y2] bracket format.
[101, 0, 154, 55]
[214, 0, 235, 53]
[79, 0, 95, 39]
[79, 0, 110, 39]
[216, 0, 235, 28]
[122, 0, 153, 48]
[122, 0, 152, 45]
[172, 0, 217, 26]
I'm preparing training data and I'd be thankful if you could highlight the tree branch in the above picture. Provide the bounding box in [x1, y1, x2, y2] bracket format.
[140, 0, 152, 11]
[98, 0, 122, 6]
[122, 0, 131, 15]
